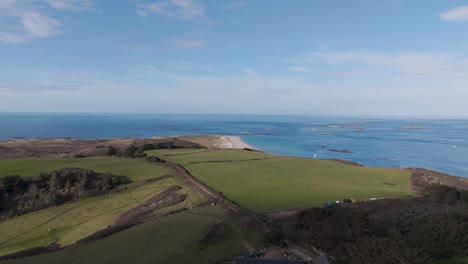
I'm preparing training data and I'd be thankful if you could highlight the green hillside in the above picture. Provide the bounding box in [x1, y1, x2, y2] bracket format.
[147, 149, 412, 212]
[2, 207, 245, 264]
[0, 157, 170, 182]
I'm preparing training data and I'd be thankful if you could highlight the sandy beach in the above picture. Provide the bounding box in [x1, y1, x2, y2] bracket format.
[215, 135, 257, 150]
[150, 135, 258, 150]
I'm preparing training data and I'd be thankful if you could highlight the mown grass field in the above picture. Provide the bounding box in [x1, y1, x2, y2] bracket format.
[147, 149, 411, 212]
[0, 175, 205, 257]
[3, 207, 245, 264]
[144, 148, 210, 157]
[146, 149, 280, 164]
[0, 157, 170, 183]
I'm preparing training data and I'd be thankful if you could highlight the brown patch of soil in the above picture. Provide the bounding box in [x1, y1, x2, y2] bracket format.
[114, 185, 186, 226]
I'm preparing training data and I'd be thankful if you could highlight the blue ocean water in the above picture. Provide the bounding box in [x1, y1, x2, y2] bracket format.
[0, 113, 467, 177]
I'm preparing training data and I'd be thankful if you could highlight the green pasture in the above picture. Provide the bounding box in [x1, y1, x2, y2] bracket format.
[146, 149, 280, 164]
[0, 174, 206, 257]
[183, 153, 412, 212]
[3, 207, 245, 264]
[144, 148, 211, 157]
[0, 157, 170, 183]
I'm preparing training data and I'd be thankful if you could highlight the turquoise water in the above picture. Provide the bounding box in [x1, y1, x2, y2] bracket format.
[0, 113, 467, 177]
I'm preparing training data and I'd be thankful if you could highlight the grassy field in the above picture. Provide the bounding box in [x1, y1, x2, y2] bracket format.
[0, 173, 207, 257]
[165, 150, 412, 212]
[144, 148, 211, 157]
[147, 149, 280, 164]
[0, 157, 170, 183]
[145, 149, 412, 212]
[186, 158, 411, 212]
[0, 149, 413, 261]
[3, 207, 245, 264]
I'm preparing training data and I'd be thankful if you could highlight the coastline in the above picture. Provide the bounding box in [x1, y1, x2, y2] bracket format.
[214, 135, 258, 150]
[2, 135, 468, 183]
[165, 135, 259, 150]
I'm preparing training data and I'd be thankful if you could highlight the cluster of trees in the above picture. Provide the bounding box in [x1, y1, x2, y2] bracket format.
[272, 185, 468, 264]
[0, 168, 129, 220]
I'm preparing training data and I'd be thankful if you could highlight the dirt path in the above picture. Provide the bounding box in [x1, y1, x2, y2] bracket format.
[159, 160, 260, 253]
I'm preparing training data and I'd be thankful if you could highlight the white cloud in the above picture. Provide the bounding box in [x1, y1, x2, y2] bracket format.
[21, 11, 61, 38]
[301, 51, 468, 79]
[165, 38, 205, 49]
[288, 66, 313, 72]
[44, 0, 94, 10]
[0, 76, 87, 93]
[242, 68, 256, 77]
[225, 0, 245, 9]
[137, 0, 204, 20]
[0, 0, 93, 44]
[440, 6, 468, 22]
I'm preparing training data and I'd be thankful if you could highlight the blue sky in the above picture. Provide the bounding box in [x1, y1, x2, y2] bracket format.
[1, 0, 468, 117]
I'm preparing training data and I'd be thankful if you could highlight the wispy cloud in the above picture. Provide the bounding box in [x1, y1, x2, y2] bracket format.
[300, 51, 468, 79]
[0, 77, 87, 93]
[440, 6, 468, 22]
[137, 0, 204, 20]
[0, 0, 94, 44]
[242, 68, 256, 77]
[288, 66, 313, 72]
[225, 0, 245, 9]
[21, 11, 61, 38]
[44, 0, 95, 11]
[164, 38, 205, 49]
[1, 66, 467, 117]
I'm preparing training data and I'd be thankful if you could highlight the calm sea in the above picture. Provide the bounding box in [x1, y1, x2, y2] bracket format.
[0, 113, 467, 177]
